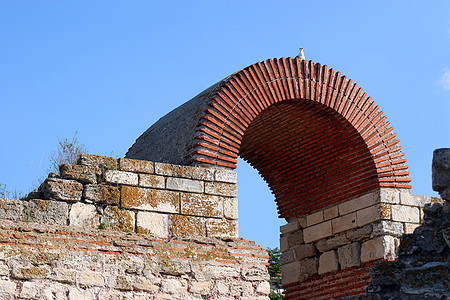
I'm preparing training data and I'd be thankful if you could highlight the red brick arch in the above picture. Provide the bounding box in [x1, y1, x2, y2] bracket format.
[189, 58, 411, 218]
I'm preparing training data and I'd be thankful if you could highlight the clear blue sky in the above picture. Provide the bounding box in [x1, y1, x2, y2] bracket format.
[1, 1, 449, 249]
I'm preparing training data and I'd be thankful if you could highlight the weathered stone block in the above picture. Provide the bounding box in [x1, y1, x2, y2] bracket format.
[20, 281, 36, 298]
[223, 197, 238, 220]
[53, 268, 77, 284]
[12, 265, 51, 280]
[201, 265, 240, 280]
[391, 205, 420, 223]
[69, 202, 98, 228]
[324, 205, 338, 220]
[83, 184, 120, 205]
[318, 250, 339, 274]
[338, 191, 378, 215]
[280, 249, 295, 264]
[29, 199, 68, 225]
[432, 148, 450, 191]
[68, 287, 94, 300]
[0, 198, 24, 222]
[256, 281, 270, 295]
[105, 170, 138, 186]
[119, 158, 154, 174]
[242, 265, 270, 281]
[315, 234, 349, 252]
[0, 263, 9, 276]
[77, 153, 118, 169]
[189, 281, 213, 295]
[161, 278, 186, 294]
[180, 193, 222, 218]
[379, 188, 400, 204]
[229, 281, 253, 296]
[215, 169, 237, 183]
[102, 206, 135, 232]
[303, 220, 332, 243]
[281, 261, 301, 285]
[372, 220, 404, 237]
[170, 215, 206, 237]
[205, 182, 237, 197]
[166, 177, 203, 193]
[400, 192, 431, 206]
[136, 211, 168, 237]
[0, 279, 16, 294]
[332, 212, 357, 234]
[280, 220, 299, 235]
[293, 243, 317, 260]
[356, 203, 391, 227]
[121, 186, 179, 213]
[337, 242, 361, 269]
[41, 178, 83, 202]
[298, 257, 319, 281]
[404, 223, 420, 234]
[115, 275, 133, 290]
[139, 174, 165, 189]
[280, 236, 289, 252]
[207, 218, 238, 238]
[78, 271, 105, 286]
[155, 162, 214, 181]
[346, 224, 372, 242]
[306, 210, 323, 227]
[134, 277, 159, 292]
[60, 164, 100, 184]
[361, 235, 397, 263]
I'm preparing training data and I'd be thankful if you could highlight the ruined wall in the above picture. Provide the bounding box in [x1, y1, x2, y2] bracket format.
[279, 188, 441, 299]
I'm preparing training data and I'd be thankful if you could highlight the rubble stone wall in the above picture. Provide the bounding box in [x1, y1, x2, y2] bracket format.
[2, 154, 238, 239]
[0, 219, 270, 300]
[280, 188, 441, 299]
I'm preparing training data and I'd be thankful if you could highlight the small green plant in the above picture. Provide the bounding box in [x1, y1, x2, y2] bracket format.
[0, 183, 6, 198]
[267, 247, 283, 299]
[0, 183, 25, 200]
[22, 204, 31, 223]
[98, 222, 108, 230]
[49, 131, 87, 174]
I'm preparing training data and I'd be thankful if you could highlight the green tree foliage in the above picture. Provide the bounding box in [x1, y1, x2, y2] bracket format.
[267, 247, 283, 299]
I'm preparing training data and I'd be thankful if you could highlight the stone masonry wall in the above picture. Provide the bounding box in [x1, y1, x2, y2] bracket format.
[280, 188, 442, 299]
[0, 219, 270, 300]
[2, 154, 238, 239]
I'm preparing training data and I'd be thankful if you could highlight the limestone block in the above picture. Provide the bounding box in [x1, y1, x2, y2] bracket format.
[20, 281, 36, 299]
[60, 164, 100, 184]
[432, 148, 450, 191]
[281, 261, 301, 285]
[78, 271, 105, 286]
[41, 178, 83, 202]
[170, 215, 206, 237]
[280, 249, 295, 264]
[215, 281, 230, 294]
[205, 182, 237, 197]
[356, 203, 391, 227]
[372, 220, 404, 237]
[115, 275, 133, 291]
[83, 184, 120, 205]
[324, 206, 338, 220]
[0, 198, 24, 222]
[230, 281, 253, 296]
[318, 250, 339, 274]
[215, 169, 237, 183]
[206, 218, 238, 238]
[280, 236, 289, 252]
[303, 221, 332, 243]
[202, 264, 240, 279]
[332, 212, 357, 234]
[189, 281, 213, 295]
[242, 264, 270, 281]
[105, 170, 138, 186]
[77, 153, 118, 169]
[400, 192, 431, 206]
[29, 199, 68, 225]
[287, 230, 304, 247]
[139, 174, 165, 189]
[0, 263, 9, 276]
[102, 206, 135, 232]
[121, 186, 179, 213]
[69, 202, 98, 228]
[391, 205, 420, 223]
[280, 220, 299, 235]
[338, 191, 378, 215]
[346, 224, 373, 242]
[293, 243, 317, 260]
[223, 197, 238, 220]
[0, 280, 16, 294]
[166, 177, 203, 193]
[12, 265, 51, 280]
[161, 278, 186, 294]
[181, 193, 222, 218]
[361, 235, 397, 263]
[136, 211, 168, 237]
[134, 277, 159, 292]
[119, 158, 154, 174]
[298, 257, 319, 281]
[379, 188, 400, 204]
[256, 281, 270, 295]
[53, 268, 77, 283]
[315, 234, 349, 252]
[155, 162, 214, 181]
[404, 223, 420, 234]
[306, 210, 323, 227]
[68, 287, 94, 300]
[337, 242, 361, 269]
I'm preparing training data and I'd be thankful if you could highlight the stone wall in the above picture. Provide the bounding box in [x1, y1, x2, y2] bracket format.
[279, 188, 441, 299]
[0, 219, 270, 300]
[2, 154, 238, 239]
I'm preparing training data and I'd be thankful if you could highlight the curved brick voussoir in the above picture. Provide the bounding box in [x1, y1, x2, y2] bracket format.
[126, 57, 411, 218]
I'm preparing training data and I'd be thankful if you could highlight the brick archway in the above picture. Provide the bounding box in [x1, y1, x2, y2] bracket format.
[127, 57, 411, 219]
